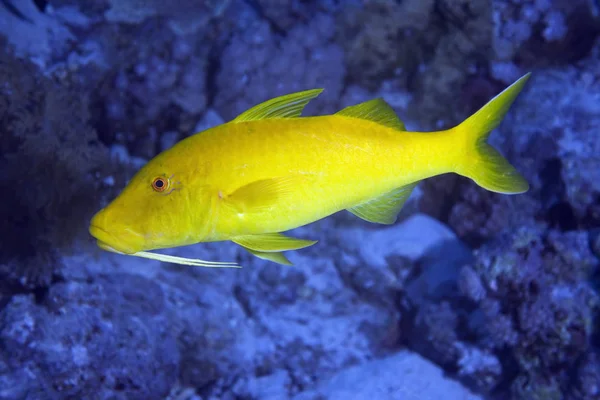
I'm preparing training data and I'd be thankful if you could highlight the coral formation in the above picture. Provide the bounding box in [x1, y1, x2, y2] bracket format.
[404, 224, 600, 398]
[336, 0, 494, 127]
[447, 56, 600, 245]
[0, 274, 180, 398]
[213, 4, 345, 121]
[104, 0, 231, 35]
[491, 0, 600, 76]
[0, 40, 118, 289]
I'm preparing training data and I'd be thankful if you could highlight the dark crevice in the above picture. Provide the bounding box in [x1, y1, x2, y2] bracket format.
[243, 0, 287, 37]
[516, 8, 600, 67]
[539, 157, 579, 231]
[547, 202, 577, 231]
[1, 0, 33, 22]
[489, 348, 521, 399]
[89, 91, 116, 148]
[32, 0, 47, 12]
[204, 43, 225, 109]
[539, 158, 564, 209]
[232, 284, 254, 318]
[0, 272, 64, 310]
[35, 273, 64, 304]
[33, 286, 49, 304]
[582, 195, 600, 230]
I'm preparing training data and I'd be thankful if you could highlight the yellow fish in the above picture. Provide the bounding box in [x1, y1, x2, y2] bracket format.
[89, 73, 531, 268]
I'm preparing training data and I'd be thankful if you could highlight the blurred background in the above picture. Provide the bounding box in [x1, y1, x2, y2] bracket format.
[1, 0, 599, 399]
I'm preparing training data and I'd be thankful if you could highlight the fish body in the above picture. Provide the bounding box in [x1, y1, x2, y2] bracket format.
[156, 116, 452, 237]
[89, 74, 531, 267]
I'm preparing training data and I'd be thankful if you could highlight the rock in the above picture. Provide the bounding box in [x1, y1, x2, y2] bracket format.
[0, 274, 180, 399]
[232, 369, 291, 400]
[450, 226, 600, 398]
[338, 213, 458, 267]
[0, 0, 74, 68]
[293, 350, 483, 400]
[231, 252, 401, 395]
[214, 6, 345, 121]
[160, 131, 180, 152]
[501, 68, 600, 221]
[449, 63, 600, 243]
[194, 109, 225, 134]
[456, 344, 503, 392]
[104, 0, 231, 35]
[404, 238, 474, 306]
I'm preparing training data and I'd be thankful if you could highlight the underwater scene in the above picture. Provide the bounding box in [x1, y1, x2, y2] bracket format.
[1, 0, 600, 399]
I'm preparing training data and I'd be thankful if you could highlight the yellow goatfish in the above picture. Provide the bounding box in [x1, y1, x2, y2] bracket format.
[89, 73, 531, 268]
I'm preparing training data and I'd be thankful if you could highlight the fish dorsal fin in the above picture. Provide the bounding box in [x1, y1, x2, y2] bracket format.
[336, 98, 406, 131]
[231, 232, 317, 252]
[232, 89, 324, 122]
[347, 182, 418, 224]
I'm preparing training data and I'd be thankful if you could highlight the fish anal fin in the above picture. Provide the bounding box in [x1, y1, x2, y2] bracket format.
[233, 89, 323, 122]
[347, 182, 418, 224]
[223, 176, 299, 213]
[336, 98, 406, 131]
[231, 232, 317, 253]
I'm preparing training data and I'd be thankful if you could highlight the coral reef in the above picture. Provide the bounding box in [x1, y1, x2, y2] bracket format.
[213, 3, 345, 121]
[0, 39, 119, 290]
[248, 0, 341, 32]
[0, 0, 74, 68]
[336, 0, 494, 127]
[491, 0, 600, 80]
[0, 275, 180, 398]
[293, 350, 482, 400]
[104, 0, 231, 35]
[91, 23, 212, 158]
[447, 49, 600, 245]
[402, 223, 600, 399]
[0, 217, 416, 399]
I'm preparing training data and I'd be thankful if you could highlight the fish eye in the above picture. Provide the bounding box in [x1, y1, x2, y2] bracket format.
[151, 177, 169, 192]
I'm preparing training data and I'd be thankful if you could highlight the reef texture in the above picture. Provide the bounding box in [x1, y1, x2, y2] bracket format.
[446, 44, 600, 246]
[0, 215, 477, 400]
[0, 39, 121, 291]
[0, 0, 599, 399]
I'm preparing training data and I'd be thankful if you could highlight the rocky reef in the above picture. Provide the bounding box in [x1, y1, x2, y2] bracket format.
[0, 0, 599, 399]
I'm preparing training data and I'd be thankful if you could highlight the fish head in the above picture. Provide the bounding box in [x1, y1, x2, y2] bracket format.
[89, 156, 200, 254]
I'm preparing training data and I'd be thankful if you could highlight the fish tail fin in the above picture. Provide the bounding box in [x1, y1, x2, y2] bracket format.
[453, 73, 531, 194]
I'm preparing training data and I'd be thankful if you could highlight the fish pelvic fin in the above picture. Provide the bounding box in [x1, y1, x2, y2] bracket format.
[231, 232, 317, 265]
[454, 73, 531, 194]
[239, 246, 293, 266]
[231, 232, 317, 253]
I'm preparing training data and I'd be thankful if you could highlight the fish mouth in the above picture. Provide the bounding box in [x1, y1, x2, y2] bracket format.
[89, 224, 138, 255]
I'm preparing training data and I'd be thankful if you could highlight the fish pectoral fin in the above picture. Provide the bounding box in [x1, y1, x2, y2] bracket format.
[240, 245, 293, 266]
[336, 98, 405, 131]
[232, 88, 323, 122]
[223, 176, 299, 213]
[231, 232, 317, 253]
[347, 182, 418, 224]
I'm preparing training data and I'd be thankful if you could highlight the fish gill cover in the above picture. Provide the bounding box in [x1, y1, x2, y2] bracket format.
[0, 0, 599, 399]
